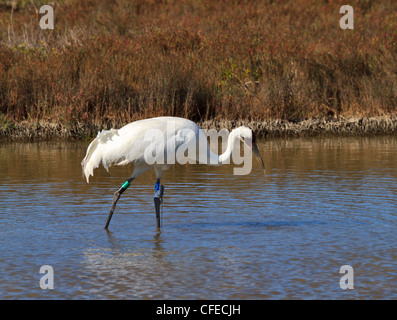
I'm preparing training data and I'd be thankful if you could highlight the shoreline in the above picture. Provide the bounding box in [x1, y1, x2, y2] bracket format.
[1, 116, 396, 141]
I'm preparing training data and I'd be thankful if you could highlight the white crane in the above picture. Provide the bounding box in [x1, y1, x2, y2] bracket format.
[81, 116, 265, 230]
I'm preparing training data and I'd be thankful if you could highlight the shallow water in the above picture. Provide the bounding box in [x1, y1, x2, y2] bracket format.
[0, 136, 396, 299]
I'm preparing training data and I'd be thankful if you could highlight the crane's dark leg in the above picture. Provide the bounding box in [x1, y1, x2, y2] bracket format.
[154, 179, 165, 230]
[105, 178, 134, 229]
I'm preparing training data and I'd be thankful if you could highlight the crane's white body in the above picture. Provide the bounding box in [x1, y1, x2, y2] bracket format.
[81, 116, 247, 183]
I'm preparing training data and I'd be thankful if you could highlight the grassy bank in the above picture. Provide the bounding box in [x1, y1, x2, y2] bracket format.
[0, 0, 396, 136]
[1, 116, 397, 141]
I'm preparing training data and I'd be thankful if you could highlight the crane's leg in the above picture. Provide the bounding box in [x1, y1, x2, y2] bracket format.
[154, 178, 165, 230]
[105, 178, 134, 229]
[104, 166, 151, 230]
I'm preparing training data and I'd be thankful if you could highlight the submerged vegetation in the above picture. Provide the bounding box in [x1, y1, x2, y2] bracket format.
[0, 0, 396, 137]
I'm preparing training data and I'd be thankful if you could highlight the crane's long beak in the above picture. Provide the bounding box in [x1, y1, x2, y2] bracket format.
[252, 142, 266, 175]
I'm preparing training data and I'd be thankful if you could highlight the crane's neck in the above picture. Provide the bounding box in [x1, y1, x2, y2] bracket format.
[218, 130, 239, 164]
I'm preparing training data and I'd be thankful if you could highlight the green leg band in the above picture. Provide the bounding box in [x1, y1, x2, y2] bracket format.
[122, 181, 131, 189]
[118, 181, 130, 195]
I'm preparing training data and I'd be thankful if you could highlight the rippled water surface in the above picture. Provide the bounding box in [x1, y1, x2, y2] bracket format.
[0, 136, 396, 299]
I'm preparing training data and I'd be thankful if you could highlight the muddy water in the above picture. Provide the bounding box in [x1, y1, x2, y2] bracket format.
[0, 136, 396, 299]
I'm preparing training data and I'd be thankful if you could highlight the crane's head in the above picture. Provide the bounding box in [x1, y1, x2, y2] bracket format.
[235, 126, 265, 174]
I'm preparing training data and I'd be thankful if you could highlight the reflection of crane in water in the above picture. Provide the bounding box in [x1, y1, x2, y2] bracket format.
[81, 116, 265, 230]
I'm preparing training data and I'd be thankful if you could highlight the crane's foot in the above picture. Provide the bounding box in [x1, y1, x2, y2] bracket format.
[154, 182, 165, 230]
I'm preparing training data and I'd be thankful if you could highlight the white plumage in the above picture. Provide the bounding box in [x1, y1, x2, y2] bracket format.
[82, 116, 264, 183]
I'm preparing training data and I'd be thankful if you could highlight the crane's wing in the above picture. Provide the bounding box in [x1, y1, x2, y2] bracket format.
[81, 122, 150, 182]
[81, 128, 120, 182]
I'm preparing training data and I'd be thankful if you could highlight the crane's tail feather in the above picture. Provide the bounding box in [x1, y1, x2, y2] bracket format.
[81, 128, 119, 183]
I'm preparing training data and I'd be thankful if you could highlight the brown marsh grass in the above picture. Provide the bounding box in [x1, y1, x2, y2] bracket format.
[0, 0, 396, 129]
